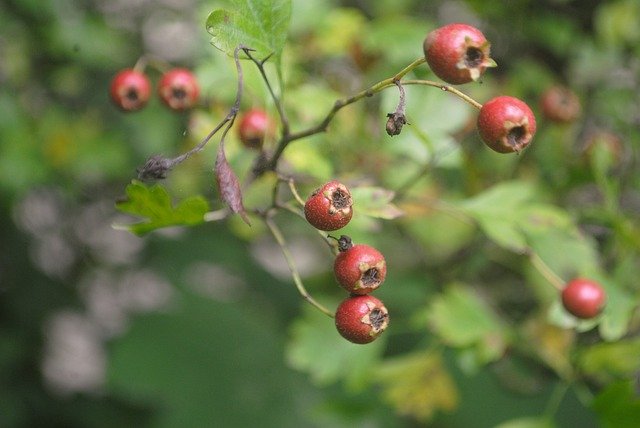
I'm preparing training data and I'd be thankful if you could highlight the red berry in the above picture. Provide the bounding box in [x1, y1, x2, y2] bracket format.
[561, 278, 606, 319]
[540, 86, 581, 123]
[238, 108, 270, 149]
[304, 181, 353, 231]
[423, 23, 496, 85]
[335, 295, 389, 344]
[158, 68, 200, 111]
[110, 69, 151, 112]
[477, 95, 537, 153]
[334, 236, 386, 295]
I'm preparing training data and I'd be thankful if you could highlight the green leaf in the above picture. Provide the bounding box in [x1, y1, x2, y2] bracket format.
[458, 180, 538, 252]
[206, 0, 291, 63]
[114, 180, 209, 236]
[286, 303, 385, 391]
[494, 417, 555, 428]
[579, 338, 640, 383]
[592, 380, 640, 428]
[427, 284, 508, 363]
[350, 186, 404, 220]
[375, 350, 458, 422]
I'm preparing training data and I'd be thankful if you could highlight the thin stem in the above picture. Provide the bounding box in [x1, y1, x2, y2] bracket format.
[287, 178, 306, 207]
[529, 251, 565, 291]
[544, 382, 569, 420]
[401, 80, 483, 110]
[244, 50, 290, 136]
[203, 208, 230, 222]
[264, 217, 334, 318]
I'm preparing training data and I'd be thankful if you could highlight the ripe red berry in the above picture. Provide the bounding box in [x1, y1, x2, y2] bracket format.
[423, 23, 497, 85]
[335, 295, 389, 344]
[304, 181, 353, 231]
[110, 69, 151, 112]
[237, 108, 270, 149]
[477, 95, 537, 153]
[334, 235, 386, 295]
[158, 68, 200, 111]
[540, 86, 581, 123]
[561, 278, 606, 319]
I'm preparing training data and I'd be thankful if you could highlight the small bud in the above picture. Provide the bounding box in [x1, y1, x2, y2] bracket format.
[386, 112, 407, 136]
[137, 155, 173, 181]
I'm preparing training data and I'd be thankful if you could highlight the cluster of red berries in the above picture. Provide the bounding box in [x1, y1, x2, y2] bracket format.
[110, 68, 200, 112]
[303, 181, 390, 344]
[423, 23, 536, 153]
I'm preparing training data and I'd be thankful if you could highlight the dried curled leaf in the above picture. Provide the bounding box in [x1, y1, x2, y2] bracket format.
[215, 141, 250, 226]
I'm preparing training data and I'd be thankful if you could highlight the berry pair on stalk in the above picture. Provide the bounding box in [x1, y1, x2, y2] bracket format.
[423, 23, 537, 154]
[110, 68, 199, 112]
[303, 181, 389, 344]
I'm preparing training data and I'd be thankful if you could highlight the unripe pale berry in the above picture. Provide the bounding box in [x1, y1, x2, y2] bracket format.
[110, 69, 151, 112]
[423, 23, 497, 85]
[540, 86, 581, 123]
[477, 96, 537, 153]
[238, 108, 270, 149]
[158, 68, 200, 111]
[304, 181, 353, 231]
[561, 278, 606, 319]
[334, 236, 386, 295]
[335, 294, 389, 344]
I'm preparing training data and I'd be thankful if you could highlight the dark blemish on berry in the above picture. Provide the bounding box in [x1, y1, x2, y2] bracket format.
[464, 47, 483, 68]
[172, 87, 187, 100]
[361, 267, 380, 286]
[507, 126, 526, 148]
[331, 189, 351, 209]
[126, 89, 139, 101]
[369, 308, 388, 330]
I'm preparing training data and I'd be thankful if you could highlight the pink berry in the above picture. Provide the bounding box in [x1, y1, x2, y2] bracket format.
[423, 23, 496, 85]
[561, 278, 606, 319]
[110, 69, 151, 112]
[158, 68, 200, 111]
[540, 86, 581, 123]
[477, 96, 537, 153]
[237, 109, 270, 149]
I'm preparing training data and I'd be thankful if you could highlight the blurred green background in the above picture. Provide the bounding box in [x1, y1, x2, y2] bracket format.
[1, 0, 639, 427]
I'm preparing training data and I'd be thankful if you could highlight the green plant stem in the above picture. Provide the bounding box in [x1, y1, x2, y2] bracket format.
[529, 251, 565, 291]
[264, 216, 334, 318]
[543, 382, 569, 420]
[286, 178, 306, 207]
[401, 80, 483, 110]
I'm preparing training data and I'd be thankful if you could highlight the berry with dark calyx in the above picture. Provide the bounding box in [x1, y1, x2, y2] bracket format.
[238, 108, 270, 149]
[477, 95, 537, 153]
[110, 69, 151, 112]
[304, 181, 353, 231]
[561, 278, 606, 319]
[335, 295, 389, 344]
[423, 23, 497, 85]
[158, 68, 200, 111]
[334, 235, 386, 295]
[540, 86, 581, 123]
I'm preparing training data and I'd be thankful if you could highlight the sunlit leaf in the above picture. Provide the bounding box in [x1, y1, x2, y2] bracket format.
[427, 284, 508, 363]
[285, 304, 385, 391]
[114, 180, 209, 236]
[206, 0, 291, 63]
[375, 350, 458, 422]
[579, 338, 640, 384]
[592, 380, 640, 428]
[350, 186, 404, 220]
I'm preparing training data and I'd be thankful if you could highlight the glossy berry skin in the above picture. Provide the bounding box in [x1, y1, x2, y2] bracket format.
[423, 23, 496, 85]
[110, 69, 151, 112]
[238, 108, 270, 149]
[158, 68, 200, 111]
[335, 295, 389, 344]
[540, 86, 581, 123]
[477, 96, 537, 153]
[334, 242, 387, 295]
[304, 181, 353, 231]
[561, 278, 606, 319]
